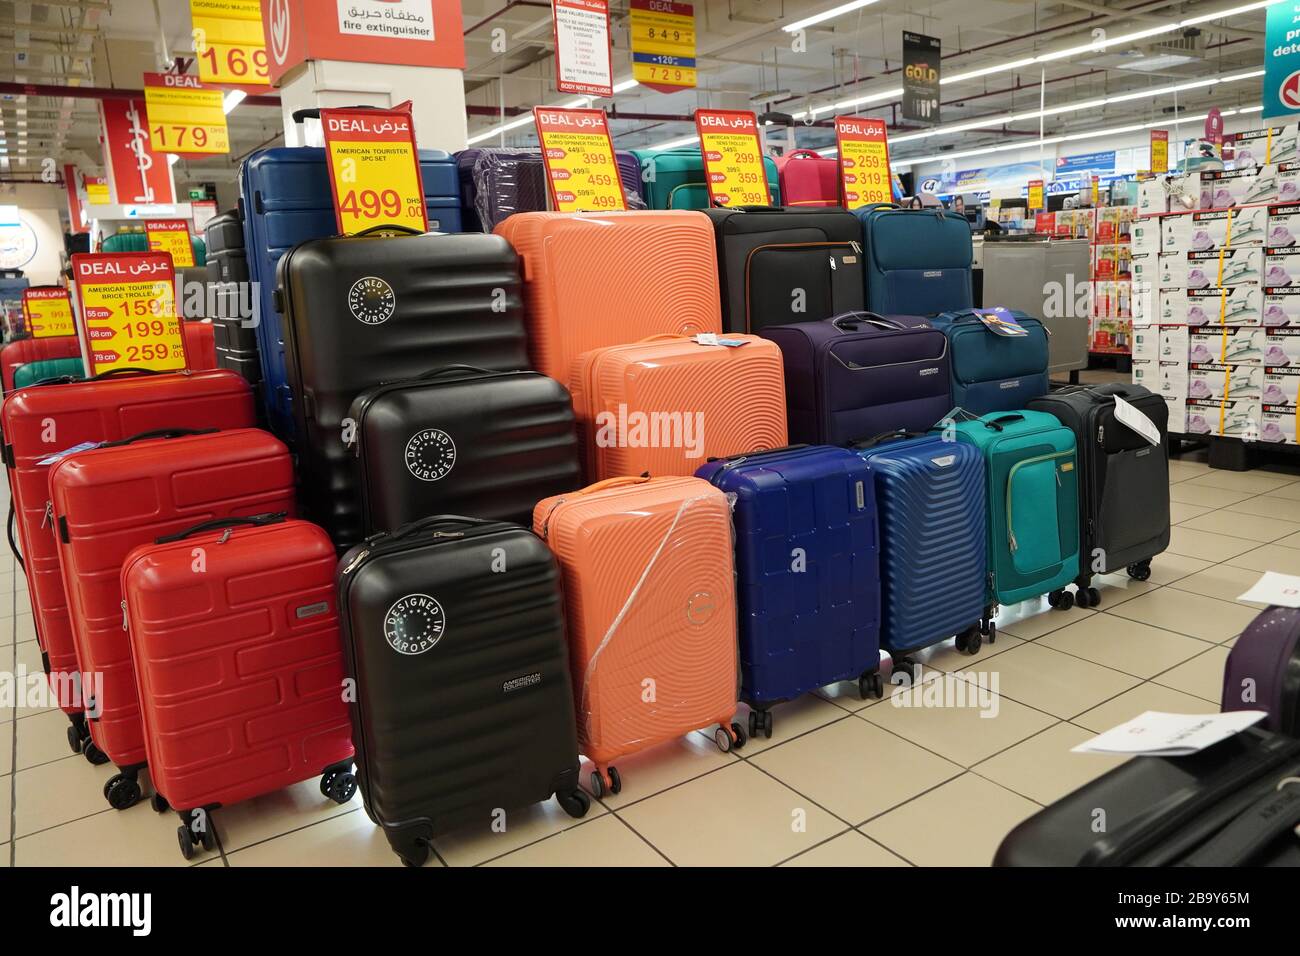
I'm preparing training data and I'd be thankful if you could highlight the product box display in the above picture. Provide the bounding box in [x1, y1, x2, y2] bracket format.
[1186, 363, 1262, 402]
[1268, 202, 1300, 246]
[1189, 327, 1267, 365]
[1162, 206, 1268, 252]
[1159, 358, 1189, 398]
[1132, 325, 1159, 362]
[1163, 394, 1188, 434]
[1233, 123, 1299, 165]
[1185, 397, 1262, 438]
[1160, 324, 1190, 361]
[1260, 406, 1297, 443]
[1264, 326, 1300, 365]
[1262, 367, 1300, 406]
[1263, 285, 1300, 325]
[1131, 216, 1163, 255]
[1279, 160, 1300, 205]
[1183, 285, 1263, 326]
[1264, 246, 1300, 286]
[1137, 178, 1168, 215]
[1200, 165, 1279, 209]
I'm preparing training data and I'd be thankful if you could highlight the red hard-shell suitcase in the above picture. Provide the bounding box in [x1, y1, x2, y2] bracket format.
[182, 321, 217, 371]
[49, 426, 293, 808]
[122, 514, 356, 858]
[1, 370, 255, 753]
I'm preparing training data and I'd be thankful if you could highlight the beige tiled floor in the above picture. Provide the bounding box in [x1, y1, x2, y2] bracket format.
[0, 448, 1288, 867]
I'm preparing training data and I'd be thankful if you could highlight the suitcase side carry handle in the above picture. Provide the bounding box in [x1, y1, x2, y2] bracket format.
[7, 502, 22, 572]
[155, 511, 288, 544]
[705, 443, 809, 463]
[784, 149, 825, 161]
[982, 414, 1026, 432]
[99, 427, 218, 449]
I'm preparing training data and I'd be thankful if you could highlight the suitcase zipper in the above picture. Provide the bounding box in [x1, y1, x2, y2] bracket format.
[40, 501, 52, 529]
[1005, 449, 1074, 553]
[742, 242, 857, 332]
[121, 600, 128, 632]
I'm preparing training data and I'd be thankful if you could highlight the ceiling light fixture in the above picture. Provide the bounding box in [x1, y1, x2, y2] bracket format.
[782, 0, 881, 33]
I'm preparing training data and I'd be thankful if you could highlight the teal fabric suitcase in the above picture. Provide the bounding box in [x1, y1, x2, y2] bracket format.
[949, 409, 1081, 635]
[12, 357, 84, 389]
[631, 148, 781, 209]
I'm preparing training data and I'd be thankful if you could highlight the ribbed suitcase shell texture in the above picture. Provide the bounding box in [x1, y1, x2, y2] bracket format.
[1, 335, 81, 392]
[569, 335, 788, 481]
[49, 428, 297, 768]
[336, 519, 583, 864]
[495, 211, 724, 383]
[856, 435, 987, 653]
[929, 310, 1050, 414]
[534, 476, 739, 771]
[122, 519, 354, 812]
[1, 371, 255, 716]
[1222, 606, 1300, 736]
[695, 447, 880, 706]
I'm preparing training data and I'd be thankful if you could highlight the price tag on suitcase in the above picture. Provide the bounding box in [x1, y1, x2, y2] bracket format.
[21, 287, 77, 339]
[694, 109, 770, 207]
[321, 103, 429, 236]
[533, 107, 628, 212]
[70, 252, 188, 376]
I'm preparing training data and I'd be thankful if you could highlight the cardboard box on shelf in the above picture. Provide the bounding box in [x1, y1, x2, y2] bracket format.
[1132, 217, 1164, 255]
[1201, 165, 1279, 209]
[1260, 407, 1296, 444]
[1187, 363, 1263, 401]
[1262, 367, 1300, 407]
[1185, 285, 1263, 327]
[1164, 394, 1188, 434]
[1133, 326, 1160, 361]
[1279, 160, 1300, 204]
[1185, 398, 1262, 439]
[1233, 124, 1299, 166]
[1196, 247, 1265, 286]
[1159, 358, 1189, 398]
[1160, 325, 1189, 361]
[1263, 285, 1300, 326]
[1189, 326, 1267, 365]
[1164, 206, 1268, 251]
[1264, 246, 1300, 287]
[1137, 178, 1168, 215]
[1131, 357, 1158, 392]
[1131, 251, 1161, 290]
[1264, 326, 1300, 366]
[1268, 202, 1300, 247]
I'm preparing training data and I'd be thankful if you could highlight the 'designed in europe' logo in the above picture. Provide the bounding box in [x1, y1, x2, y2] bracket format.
[404, 428, 456, 481]
[348, 276, 396, 325]
[383, 594, 446, 655]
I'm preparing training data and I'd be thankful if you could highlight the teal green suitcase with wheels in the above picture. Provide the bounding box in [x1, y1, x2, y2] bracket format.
[631, 148, 781, 209]
[949, 409, 1081, 640]
[12, 357, 85, 388]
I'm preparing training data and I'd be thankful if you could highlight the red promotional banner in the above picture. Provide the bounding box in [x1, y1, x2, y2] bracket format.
[63, 165, 87, 232]
[320, 104, 428, 235]
[260, 0, 465, 86]
[533, 107, 627, 212]
[70, 253, 186, 376]
[98, 97, 176, 206]
[834, 116, 892, 209]
[694, 109, 768, 208]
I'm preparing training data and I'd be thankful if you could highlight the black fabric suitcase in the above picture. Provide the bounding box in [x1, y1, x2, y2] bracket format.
[276, 227, 530, 548]
[347, 367, 582, 535]
[1027, 382, 1170, 608]
[336, 515, 590, 866]
[704, 207, 866, 334]
[996, 729, 1300, 866]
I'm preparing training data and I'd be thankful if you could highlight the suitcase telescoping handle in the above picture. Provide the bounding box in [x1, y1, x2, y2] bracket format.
[982, 414, 1026, 433]
[154, 511, 288, 544]
[98, 427, 218, 449]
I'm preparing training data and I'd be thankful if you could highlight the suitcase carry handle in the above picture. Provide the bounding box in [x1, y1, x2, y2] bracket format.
[706, 443, 809, 463]
[155, 511, 288, 544]
[851, 429, 929, 449]
[784, 149, 824, 161]
[99, 427, 218, 449]
[1178, 779, 1300, 866]
[387, 514, 496, 541]
[6, 502, 22, 573]
[32, 375, 80, 387]
[831, 311, 906, 332]
[983, 414, 1026, 432]
[291, 105, 381, 124]
[416, 365, 494, 380]
[352, 223, 424, 238]
[573, 475, 654, 495]
[89, 367, 159, 381]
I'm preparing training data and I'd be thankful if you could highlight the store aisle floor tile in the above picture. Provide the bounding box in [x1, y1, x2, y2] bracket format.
[973, 723, 1130, 806]
[432, 790, 609, 867]
[1072, 683, 1220, 734]
[1165, 564, 1271, 608]
[780, 830, 910, 867]
[574, 731, 738, 810]
[1037, 613, 1219, 678]
[225, 809, 412, 867]
[972, 643, 1142, 719]
[14, 806, 218, 867]
[484, 814, 668, 867]
[1151, 645, 1234, 702]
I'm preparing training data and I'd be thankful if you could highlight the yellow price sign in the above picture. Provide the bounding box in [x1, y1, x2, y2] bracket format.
[1028, 179, 1045, 212]
[85, 177, 110, 204]
[630, 0, 697, 92]
[694, 109, 770, 207]
[1151, 129, 1169, 174]
[835, 116, 892, 209]
[145, 220, 196, 269]
[143, 72, 230, 155]
[191, 0, 270, 86]
[22, 288, 78, 339]
[71, 253, 187, 376]
[533, 108, 627, 213]
[321, 106, 428, 236]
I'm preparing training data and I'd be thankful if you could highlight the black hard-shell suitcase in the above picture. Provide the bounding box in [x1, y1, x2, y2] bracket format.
[704, 207, 865, 334]
[204, 209, 259, 386]
[346, 366, 582, 535]
[1027, 382, 1170, 607]
[336, 515, 589, 866]
[276, 227, 529, 548]
[204, 210, 249, 284]
[995, 729, 1300, 866]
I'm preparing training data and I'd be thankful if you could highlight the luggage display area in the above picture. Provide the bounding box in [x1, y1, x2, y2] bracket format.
[3, 0, 1300, 907]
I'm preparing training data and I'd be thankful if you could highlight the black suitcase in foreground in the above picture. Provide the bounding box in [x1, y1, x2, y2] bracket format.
[277, 227, 529, 548]
[1027, 382, 1170, 608]
[204, 210, 249, 284]
[347, 366, 582, 535]
[996, 729, 1300, 866]
[337, 516, 590, 867]
[704, 207, 866, 334]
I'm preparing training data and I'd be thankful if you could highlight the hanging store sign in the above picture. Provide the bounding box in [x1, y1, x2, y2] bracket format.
[902, 31, 941, 124]
[552, 0, 613, 98]
[190, 0, 271, 86]
[143, 73, 230, 156]
[630, 0, 696, 93]
[99, 98, 176, 206]
[1150, 130, 1169, 174]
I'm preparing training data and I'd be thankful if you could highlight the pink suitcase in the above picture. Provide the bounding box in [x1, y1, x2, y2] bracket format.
[776, 150, 840, 208]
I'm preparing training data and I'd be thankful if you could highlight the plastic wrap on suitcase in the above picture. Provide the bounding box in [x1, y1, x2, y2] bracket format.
[696, 446, 883, 717]
[570, 334, 787, 481]
[1027, 383, 1169, 598]
[336, 516, 587, 866]
[534, 476, 742, 784]
[1, 335, 82, 393]
[50, 428, 297, 775]
[996, 728, 1300, 866]
[348, 368, 582, 535]
[775, 150, 840, 208]
[495, 211, 723, 383]
[929, 309, 1050, 414]
[239, 146, 463, 439]
[1223, 606, 1300, 736]
[122, 515, 354, 832]
[760, 312, 949, 444]
[277, 230, 529, 549]
[703, 207, 865, 333]
[856, 203, 974, 314]
[1, 370, 255, 730]
[855, 432, 987, 655]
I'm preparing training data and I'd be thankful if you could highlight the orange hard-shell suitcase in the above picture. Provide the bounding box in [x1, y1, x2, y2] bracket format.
[570, 334, 788, 481]
[493, 211, 723, 383]
[533, 475, 744, 796]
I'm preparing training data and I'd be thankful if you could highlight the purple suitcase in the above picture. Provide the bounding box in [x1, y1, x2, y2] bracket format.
[758, 312, 952, 445]
[456, 148, 646, 232]
[1222, 606, 1300, 736]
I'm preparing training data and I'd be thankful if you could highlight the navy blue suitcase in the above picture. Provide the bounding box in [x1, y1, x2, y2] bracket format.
[239, 146, 462, 438]
[855, 204, 973, 315]
[927, 309, 1050, 414]
[696, 445, 883, 739]
[855, 431, 988, 669]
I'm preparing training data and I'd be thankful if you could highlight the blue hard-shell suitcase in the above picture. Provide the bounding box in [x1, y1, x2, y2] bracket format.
[855, 203, 974, 314]
[927, 309, 1050, 414]
[239, 146, 462, 438]
[855, 431, 988, 664]
[696, 444, 883, 739]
